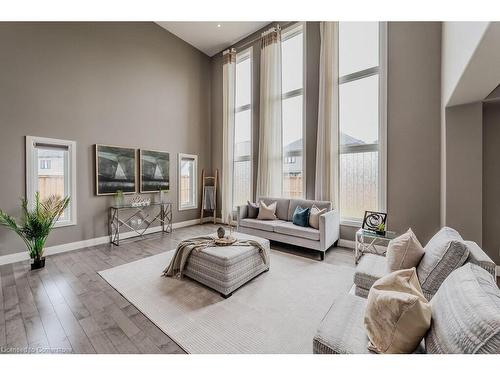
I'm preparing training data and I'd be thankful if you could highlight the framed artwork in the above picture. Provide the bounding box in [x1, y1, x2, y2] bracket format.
[362, 211, 387, 233]
[95, 144, 137, 195]
[140, 149, 170, 193]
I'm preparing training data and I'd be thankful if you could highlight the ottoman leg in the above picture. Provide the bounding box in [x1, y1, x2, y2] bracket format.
[320, 251, 325, 261]
[220, 292, 232, 299]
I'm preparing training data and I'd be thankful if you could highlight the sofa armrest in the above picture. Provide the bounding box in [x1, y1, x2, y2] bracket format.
[465, 241, 497, 278]
[236, 205, 248, 229]
[319, 210, 340, 252]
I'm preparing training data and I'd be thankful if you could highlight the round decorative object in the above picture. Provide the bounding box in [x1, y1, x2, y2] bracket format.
[214, 236, 236, 246]
[217, 227, 225, 238]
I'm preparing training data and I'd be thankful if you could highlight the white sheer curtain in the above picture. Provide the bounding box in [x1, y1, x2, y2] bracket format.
[256, 27, 282, 198]
[315, 22, 339, 206]
[221, 48, 236, 223]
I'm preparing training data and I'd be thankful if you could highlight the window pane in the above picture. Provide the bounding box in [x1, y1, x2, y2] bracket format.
[339, 22, 379, 77]
[282, 95, 303, 198]
[339, 75, 379, 145]
[180, 158, 194, 207]
[235, 56, 251, 108]
[340, 151, 378, 219]
[36, 147, 68, 219]
[233, 160, 251, 208]
[234, 109, 251, 159]
[281, 31, 303, 93]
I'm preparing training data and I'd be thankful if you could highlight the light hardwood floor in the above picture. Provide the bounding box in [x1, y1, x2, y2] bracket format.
[0, 223, 355, 354]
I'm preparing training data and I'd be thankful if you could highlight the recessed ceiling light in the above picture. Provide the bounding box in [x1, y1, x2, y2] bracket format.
[217, 24, 221, 28]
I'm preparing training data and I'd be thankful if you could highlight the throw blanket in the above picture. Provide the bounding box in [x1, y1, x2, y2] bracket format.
[163, 235, 270, 278]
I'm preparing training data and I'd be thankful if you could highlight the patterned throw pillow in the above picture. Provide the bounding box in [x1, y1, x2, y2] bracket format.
[257, 201, 277, 220]
[309, 204, 327, 229]
[292, 206, 310, 227]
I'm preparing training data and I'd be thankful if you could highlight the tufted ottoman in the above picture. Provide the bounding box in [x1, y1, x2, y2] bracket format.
[183, 232, 270, 298]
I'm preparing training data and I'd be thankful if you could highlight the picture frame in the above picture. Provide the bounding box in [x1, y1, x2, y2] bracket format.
[95, 144, 137, 195]
[139, 149, 170, 193]
[362, 211, 387, 234]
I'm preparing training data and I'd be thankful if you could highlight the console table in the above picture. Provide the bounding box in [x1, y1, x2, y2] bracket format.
[354, 228, 397, 264]
[109, 202, 172, 246]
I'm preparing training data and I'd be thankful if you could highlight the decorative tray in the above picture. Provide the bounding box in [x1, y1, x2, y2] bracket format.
[214, 236, 237, 246]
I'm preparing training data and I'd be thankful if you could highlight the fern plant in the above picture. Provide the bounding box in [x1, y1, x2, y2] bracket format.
[0, 193, 70, 261]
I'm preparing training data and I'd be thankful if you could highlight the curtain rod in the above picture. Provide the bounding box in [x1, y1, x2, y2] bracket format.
[225, 21, 298, 54]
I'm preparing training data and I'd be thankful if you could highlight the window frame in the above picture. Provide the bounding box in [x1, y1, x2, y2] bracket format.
[25, 136, 77, 228]
[232, 46, 253, 210]
[338, 22, 387, 227]
[281, 22, 306, 198]
[178, 153, 198, 211]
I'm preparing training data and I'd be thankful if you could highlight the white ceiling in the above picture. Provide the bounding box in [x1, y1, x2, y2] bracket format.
[156, 22, 270, 57]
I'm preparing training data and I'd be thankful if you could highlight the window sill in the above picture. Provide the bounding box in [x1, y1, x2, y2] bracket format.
[179, 205, 198, 212]
[340, 219, 362, 228]
[53, 220, 77, 228]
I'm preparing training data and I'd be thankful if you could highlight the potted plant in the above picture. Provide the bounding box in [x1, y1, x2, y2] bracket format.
[375, 223, 386, 236]
[114, 189, 125, 207]
[0, 193, 70, 270]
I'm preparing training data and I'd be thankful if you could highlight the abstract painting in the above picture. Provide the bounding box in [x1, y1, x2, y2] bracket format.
[95, 145, 137, 195]
[140, 149, 170, 192]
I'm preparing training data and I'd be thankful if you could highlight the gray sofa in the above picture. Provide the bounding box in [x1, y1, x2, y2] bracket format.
[237, 197, 340, 260]
[354, 227, 496, 299]
[313, 263, 500, 354]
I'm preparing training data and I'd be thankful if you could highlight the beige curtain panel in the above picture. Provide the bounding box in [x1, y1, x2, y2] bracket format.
[256, 27, 283, 198]
[222, 48, 236, 223]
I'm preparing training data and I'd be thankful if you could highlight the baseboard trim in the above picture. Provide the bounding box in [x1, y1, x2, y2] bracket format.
[338, 239, 355, 249]
[0, 218, 215, 266]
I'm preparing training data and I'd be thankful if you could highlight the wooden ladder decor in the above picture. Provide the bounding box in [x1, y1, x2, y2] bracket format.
[200, 169, 218, 224]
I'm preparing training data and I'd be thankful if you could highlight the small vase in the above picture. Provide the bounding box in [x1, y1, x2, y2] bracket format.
[31, 256, 45, 270]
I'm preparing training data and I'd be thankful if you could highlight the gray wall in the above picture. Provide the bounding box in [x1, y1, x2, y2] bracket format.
[0, 22, 212, 256]
[212, 22, 442, 244]
[483, 102, 500, 264]
[445, 102, 483, 244]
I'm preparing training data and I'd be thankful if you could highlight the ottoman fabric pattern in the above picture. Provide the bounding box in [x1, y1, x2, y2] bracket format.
[183, 232, 270, 296]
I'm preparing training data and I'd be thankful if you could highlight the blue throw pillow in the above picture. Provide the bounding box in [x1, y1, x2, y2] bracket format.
[292, 206, 310, 227]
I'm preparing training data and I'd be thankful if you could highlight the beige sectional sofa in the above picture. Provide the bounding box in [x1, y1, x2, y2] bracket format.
[237, 197, 340, 260]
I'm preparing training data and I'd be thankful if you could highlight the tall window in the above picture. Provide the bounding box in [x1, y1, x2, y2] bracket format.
[233, 48, 252, 209]
[338, 22, 387, 223]
[281, 24, 305, 198]
[26, 136, 77, 227]
[178, 153, 198, 210]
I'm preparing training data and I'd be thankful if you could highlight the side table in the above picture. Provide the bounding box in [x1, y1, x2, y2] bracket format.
[354, 228, 397, 264]
[109, 202, 173, 246]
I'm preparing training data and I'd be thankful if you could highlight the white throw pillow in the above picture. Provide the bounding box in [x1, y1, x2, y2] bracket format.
[309, 205, 326, 229]
[364, 268, 431, 354]
[386, 228, 425, 272]
[257, 201, 277, 220]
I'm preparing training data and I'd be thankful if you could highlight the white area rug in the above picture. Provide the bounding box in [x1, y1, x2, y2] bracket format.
[99, 249, 354, 354]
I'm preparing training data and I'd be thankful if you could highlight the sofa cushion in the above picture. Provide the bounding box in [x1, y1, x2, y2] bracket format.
[287, 199, 331, 221]
[239, 218, 286, 232]
[292, 206, 310, 227]
[274, 222, 320, 241]
[364, 268, 431, 354]
[257, 201, 277, 220]
[309, 205, 327, 229]
[258, 197, 290, 221]
[385, 228, 425, 272]
[313, 294, 370, 354]
[417, 227, 469, 299]
[354, 254, 390, 291]
[247, 201, 259, 219]
[426, 263, 500, 354]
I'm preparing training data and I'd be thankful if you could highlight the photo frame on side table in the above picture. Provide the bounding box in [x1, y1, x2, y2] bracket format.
[95, 144, 137, 195]
[362, 210, 387, 235]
